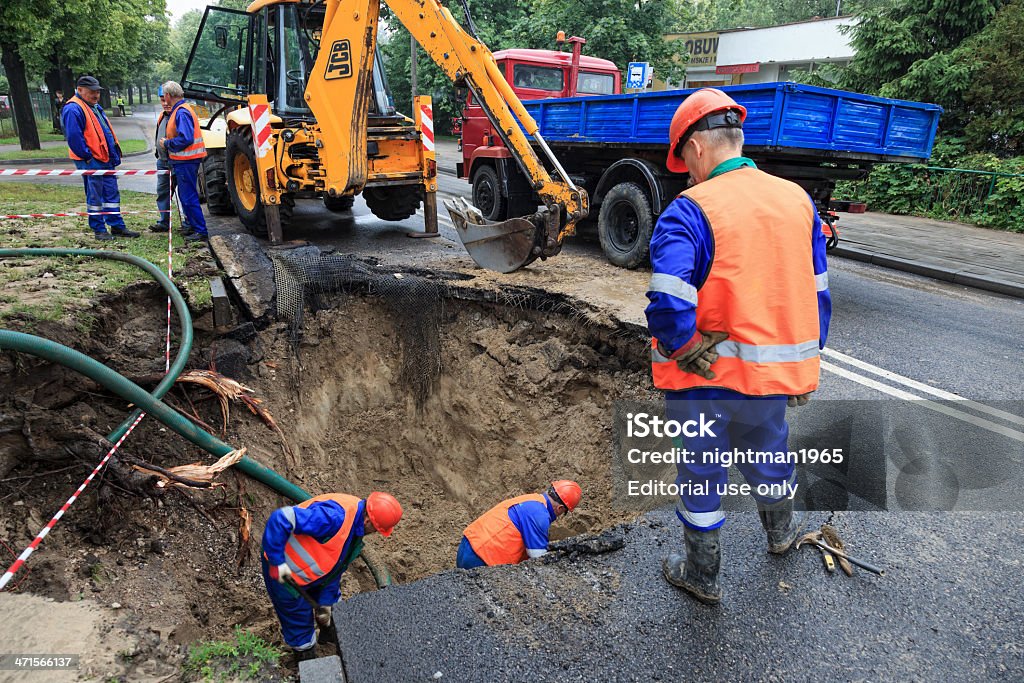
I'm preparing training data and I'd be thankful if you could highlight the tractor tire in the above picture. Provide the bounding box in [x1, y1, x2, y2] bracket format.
[598, 181, 653, 269]
[364, 186, 422, 222]
[225, 127, 293, 238]
[202, 149, 234, 216]
[471, 164, 506, 221]
[323, 194, 355, 212]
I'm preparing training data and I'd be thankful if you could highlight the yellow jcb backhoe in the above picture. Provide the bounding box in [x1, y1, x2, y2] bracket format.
[181, 0, 588, 273]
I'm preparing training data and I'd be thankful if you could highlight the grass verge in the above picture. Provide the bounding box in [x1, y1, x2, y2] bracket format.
[0, 180, 215, 329]
[184, 627, 287, 682]
[0, 128, 65, 145]
[0, 139, 147, 161]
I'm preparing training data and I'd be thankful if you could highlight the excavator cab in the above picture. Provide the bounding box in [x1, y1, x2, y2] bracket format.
[182, 4, 396, 119]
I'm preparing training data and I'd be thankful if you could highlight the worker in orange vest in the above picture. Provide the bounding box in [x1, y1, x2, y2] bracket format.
[156, 81, 208, 243]
[457, 480, 582, 568]
[261, 492, 402, 658]
[61, 75, 139, 241]
[646, 89, 831, 604]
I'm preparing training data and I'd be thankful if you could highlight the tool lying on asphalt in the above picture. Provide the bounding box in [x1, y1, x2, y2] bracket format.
[821, 524, 853, 576]
[797, 528, 884, 576]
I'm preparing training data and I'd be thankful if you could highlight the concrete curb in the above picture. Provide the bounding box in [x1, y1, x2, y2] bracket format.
[831, 245, 1024, 299]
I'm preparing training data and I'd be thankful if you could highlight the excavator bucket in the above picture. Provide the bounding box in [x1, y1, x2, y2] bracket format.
[444, 197, 540, 273]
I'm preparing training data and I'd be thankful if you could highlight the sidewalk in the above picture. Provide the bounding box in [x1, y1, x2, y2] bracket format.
[0, 111, 153, 158]
[435, 137, 1024, 298]
[834, 212, 1024, 298]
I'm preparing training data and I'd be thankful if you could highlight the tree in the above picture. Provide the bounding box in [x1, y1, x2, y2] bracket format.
[843, 0, 1013, 152]
[380, 0, 533, 133]
[955, 0, 1024, 154]
[0, 0, 51, 150]
[509, 0, 690, 84]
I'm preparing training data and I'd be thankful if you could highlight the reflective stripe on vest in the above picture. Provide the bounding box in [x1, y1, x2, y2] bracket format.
[281, 493, 361, 586]
[67, 97, 118, 163]
[651, 168, 821, 396]
[463, 493, 546, 566]
[166, 103, 207, 162]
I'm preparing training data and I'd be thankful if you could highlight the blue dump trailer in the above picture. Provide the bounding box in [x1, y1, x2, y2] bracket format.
[471, 82, 942, 268]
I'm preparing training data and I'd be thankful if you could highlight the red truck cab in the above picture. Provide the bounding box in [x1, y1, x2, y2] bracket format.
[458, 45, 620, 220]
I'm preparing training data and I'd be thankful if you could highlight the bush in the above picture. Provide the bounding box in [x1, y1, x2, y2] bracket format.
[836, 138, 1024, 232]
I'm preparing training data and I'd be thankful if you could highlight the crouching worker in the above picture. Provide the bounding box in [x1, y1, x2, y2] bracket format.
[261, 491, 403, 658]
[457, 480, 582, 569]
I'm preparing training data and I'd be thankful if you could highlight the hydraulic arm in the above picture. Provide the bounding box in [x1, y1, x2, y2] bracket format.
[307, 0, 589, 272]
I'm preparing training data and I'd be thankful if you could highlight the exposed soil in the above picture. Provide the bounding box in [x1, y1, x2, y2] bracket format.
[0, 273, 657, 680]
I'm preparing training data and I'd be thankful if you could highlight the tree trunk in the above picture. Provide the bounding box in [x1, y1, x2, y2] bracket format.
[44, 68, 63, 134]
[144, 82, 150, 103]
[128, 86, 134, 106]
[0, 42, 41, 151]
[59, 65, 75, 98]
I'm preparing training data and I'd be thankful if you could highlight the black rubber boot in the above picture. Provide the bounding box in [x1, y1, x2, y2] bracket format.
[662, 527, 722, 605]
[758, 498, 806, 554]
[294, 646, 318, 663]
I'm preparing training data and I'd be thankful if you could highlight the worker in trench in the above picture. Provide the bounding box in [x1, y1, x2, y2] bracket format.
[261, 491, 403, 658]
[456, 480, 582, 568]
[645, 88, 831, 604]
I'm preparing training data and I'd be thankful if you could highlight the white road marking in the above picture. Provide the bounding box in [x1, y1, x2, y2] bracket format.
[821, 361, 1024, 448]
[823, 348, 1024, 427]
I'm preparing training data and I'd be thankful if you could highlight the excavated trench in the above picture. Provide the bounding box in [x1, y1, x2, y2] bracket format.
[0, 269, 659, 677]
[246, 282, 656, 584]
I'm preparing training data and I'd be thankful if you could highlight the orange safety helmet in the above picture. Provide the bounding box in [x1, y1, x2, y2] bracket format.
[666, 88, 747, 174]
[550, 480, 582, 512]
[365, 492, 403, 537]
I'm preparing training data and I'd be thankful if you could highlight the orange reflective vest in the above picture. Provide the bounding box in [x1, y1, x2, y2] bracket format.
[463, 493, 546, 566]
[66, 96, 119, 163]
[165, 102, 207, 162]
[274, 493, 362, 586]
[651, 167, 821, 396]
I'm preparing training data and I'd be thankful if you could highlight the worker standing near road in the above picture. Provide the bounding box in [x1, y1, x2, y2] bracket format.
[62, 75, 140, 241]
[262, 491, 403, 659]
[646, 88, 831, 605]
[156, 81, 208, 244]
[457, 480, 582, 568]
[148, 85, 193, 236]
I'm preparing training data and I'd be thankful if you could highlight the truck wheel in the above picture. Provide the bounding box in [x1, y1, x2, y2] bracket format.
[225, 127, 293, 238]
[472, 165, 507, 221]
[598, 182, 653, 269]
[323, 194, 355, 212]
[202, 149, 234, 216]
[364, 186, 421, 221]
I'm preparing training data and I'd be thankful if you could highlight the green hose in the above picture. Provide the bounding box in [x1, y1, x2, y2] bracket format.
[0, 248, 192, 445]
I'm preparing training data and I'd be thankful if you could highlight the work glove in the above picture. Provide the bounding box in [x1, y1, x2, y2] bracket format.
[659, 331, 729, 380]
[315, 606, 332, 627]
[268, 562, 293, 584]
[787, 392, 813, 407]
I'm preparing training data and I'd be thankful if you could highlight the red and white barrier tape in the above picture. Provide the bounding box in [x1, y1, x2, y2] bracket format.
[0, 169, 168, 176]
[0, 413, 147, 590]
[0, 209, 169, 220]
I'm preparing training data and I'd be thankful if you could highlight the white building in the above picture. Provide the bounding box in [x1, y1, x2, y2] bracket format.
[662, 16, 857, 89]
